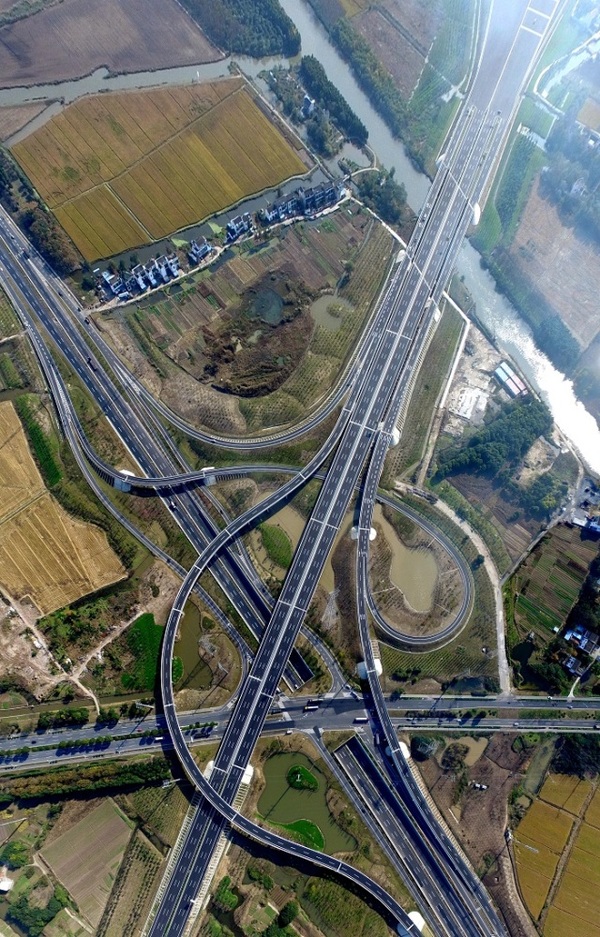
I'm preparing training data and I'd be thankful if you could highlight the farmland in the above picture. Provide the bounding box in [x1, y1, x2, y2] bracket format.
[40, 799, 134, 929]
[510, 524, 597, 639]
[0, 102, 46, 141]
[0, 0, 220, 88]
[101, 205, 393, 434]
[0, 400, 124, 614]
[515, 776, 600, 932]
[515, 796, 574, 919]
[506, 177, 600, 353]
[12, 78, 308, 260]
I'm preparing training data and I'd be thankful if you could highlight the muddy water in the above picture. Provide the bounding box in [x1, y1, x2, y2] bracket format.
[373, 505, 438, 613]
[310, 295, 353, 332]
[173, 602, 212, 691]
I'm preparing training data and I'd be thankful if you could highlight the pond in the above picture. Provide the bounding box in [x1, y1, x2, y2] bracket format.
[374, 505, 438, 613]
[173, 603, 212, 691]
[310, 294, 353, 332]
[258, 751, 357, 855]
[250, 288, 284, 325]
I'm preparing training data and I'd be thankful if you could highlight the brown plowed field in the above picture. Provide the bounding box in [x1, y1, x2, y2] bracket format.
[0, 0, 221, 88]
[40, 798, 133, 928]
[0, 102, 46, 141]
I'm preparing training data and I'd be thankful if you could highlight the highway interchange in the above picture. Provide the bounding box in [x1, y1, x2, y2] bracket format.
[0, 0, 568, 935]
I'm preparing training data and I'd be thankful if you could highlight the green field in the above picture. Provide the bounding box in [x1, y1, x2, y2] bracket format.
[260, 523, 293, 569]
[384, 299, 464, 480]
[511, 525, 597, 638]
[122, 613, 163, 691]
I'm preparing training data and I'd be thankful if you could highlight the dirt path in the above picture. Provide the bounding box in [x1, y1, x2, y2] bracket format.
[0, 588, 100, 711]
[71, 613, 142, 683]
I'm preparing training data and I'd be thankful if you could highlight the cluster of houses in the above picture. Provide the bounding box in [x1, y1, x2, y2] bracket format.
[100, 177, 346, 301]
[261, 180, 345, 225]
[101, 253, 180, 300]
[563, 624, 600, 676]
[570, 478, 600, 534]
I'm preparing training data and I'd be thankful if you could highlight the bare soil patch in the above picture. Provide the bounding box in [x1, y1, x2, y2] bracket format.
[449, 471, 540, 561]
[417, 732, 536, 936]
[0, 597, 58, 700]
[0, 0, 221, 89]
[510, 178, 600, 352]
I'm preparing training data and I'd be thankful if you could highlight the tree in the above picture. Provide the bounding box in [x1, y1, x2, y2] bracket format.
[0, 840, 29, 869]
[278, 900, 299, 927]
[411, 736, 440, 761]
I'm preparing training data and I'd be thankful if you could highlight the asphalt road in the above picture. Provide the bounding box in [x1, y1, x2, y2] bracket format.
[152, 103, 510, 937]
[0, 0, 564, 933]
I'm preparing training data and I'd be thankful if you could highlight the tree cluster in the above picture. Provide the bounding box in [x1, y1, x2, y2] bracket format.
[553, 734, 600, 777]
[356, 168, 408, 225]
[0, 840, 29, 869]
[435, 398, 552, 480]
[180, 0, 300, 57]
[20, 205, 80, 275]
[0, 756, 170, 801]
[566, 553, 600, 635]
[299, 56, 368, 146]
[7, 887, 69, 937]
[331, 18, 406, 140]
[37, 707, 89, 731]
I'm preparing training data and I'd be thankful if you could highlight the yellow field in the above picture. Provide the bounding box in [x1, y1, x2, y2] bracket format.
[0, 401, 124, 613]
[517, 799, 573, 852]
[553, 867, 600, 925]
[572, 820, 600, 858]
[0, 403, 44, 520]
[40, 799, 133, 928]
[516, 776, 600, 930]
[544, 906, 600, 937]
[513, 844, 556, 920]
[12, 79, 307, 260]
[539, 773, 592, 815]
[514, 798, 574, 922]
[582, 784, 600, 828]
[578, 96, 600, 131]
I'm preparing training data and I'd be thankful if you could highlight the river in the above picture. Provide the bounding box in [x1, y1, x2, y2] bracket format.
[2, 0, 599, 469]
[278, 0, 600, 472]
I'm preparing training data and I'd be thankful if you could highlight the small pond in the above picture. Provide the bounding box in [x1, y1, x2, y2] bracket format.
[310, 294, 353, 332]
[258, 751, 357, 855]
[374, 505, 438, 613]
[250, 288, 284, 325]
[173, 603, 212, 691]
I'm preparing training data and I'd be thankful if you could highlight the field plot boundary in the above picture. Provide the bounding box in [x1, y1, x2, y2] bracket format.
[39, 798, 134, 928]
[515, 775, 600, 930]
[12, 79, 310, 260]
[512, 525, 597, 638]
